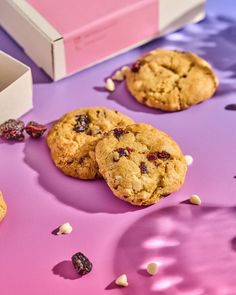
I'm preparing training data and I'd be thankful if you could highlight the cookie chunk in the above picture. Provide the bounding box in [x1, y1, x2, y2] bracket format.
[95, 123, 187, 206]
[126, 49, 219, 111]
[0, 192, 7, 222]
[47, 107, 134, 179]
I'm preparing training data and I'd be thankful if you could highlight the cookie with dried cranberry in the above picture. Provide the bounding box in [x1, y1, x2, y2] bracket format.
[47, 107, 134, 179]
[95, 123, 187, 206]
[0, 192, 7, 223]
[126, 49, 219, 111]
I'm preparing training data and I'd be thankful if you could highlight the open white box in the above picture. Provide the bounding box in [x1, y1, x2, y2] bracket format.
[0, 51, 33, 124]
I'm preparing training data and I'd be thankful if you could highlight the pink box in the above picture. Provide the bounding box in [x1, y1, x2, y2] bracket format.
[0, 0, 205, 80]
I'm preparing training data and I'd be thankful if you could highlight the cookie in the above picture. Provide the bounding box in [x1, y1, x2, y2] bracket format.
[95, 123, 187, 206]
[47, 107, 134, 180]
[126, 49, 219, 111]
[0, 192, 7, 222]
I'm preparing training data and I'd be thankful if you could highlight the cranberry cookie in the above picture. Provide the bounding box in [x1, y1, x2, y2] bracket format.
[126, 49, 219, 111]
[47, 107, 134, 179]
[95, 123, 187, 206]
[0, 192, 7, 222]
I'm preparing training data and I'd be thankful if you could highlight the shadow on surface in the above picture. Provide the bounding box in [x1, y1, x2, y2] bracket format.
[137, 269, 151, 278]
[52, 260, 79, 280]
[51, 227, 59, 236]
[105, 280, 120, 290]
[114, 205, 236, 295]
[231, 237, 236, 252]
[108, 82, 166, 115]
[23, 124, 142, 214]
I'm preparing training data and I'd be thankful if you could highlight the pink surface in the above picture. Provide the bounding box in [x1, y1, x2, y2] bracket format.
[1, 2, 236, 294]
[26, 0, 158, 74]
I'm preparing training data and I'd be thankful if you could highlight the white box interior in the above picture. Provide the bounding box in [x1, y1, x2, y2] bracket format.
[0, 51, 33, 124]
[0, 52, 29, 90]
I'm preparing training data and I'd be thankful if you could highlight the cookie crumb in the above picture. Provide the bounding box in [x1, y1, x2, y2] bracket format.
[190, 194, 202, 205]
[112, 70, 124, 81]
[106, 78, 115, 92]
[184, 155, 193, 166]
[147, 262, 158, 276]
[57, 222, 73, 234]
[115, 274, 128, 287]
[0, 191, 7, 222]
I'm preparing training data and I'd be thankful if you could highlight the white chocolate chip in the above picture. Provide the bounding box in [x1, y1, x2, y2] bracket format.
[150, 50, 157, 55]
[121, 66, 130, 77]
[105, 78, 115, 92]
[123, 188, 133, 195]
[134, 80, 143, 89]
[57, 222, 73, 235]
[190, 194, 202, 205]
[112, 70, 124, 81]
[184, 155, 193, 166]
[147, 262, 158, 275]
[113, 152, 120, 162]
[115, 274, 128, 287]
[124, 149, 129, 156]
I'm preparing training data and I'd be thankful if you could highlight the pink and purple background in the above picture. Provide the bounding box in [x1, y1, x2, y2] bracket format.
[1, 0, 236, 294]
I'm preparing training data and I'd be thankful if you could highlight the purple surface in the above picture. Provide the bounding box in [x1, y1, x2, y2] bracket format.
[1, 1, 236, 294]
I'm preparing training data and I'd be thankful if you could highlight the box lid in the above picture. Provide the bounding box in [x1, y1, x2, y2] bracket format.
[27, 0, 158, 76]
[27, 0, 151, 36]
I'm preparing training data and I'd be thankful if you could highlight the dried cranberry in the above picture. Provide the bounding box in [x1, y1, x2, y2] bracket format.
[147, 151, 170, 161]
[72, 252, 92, 276]
[96, 129, 102, 135]
[116, 147, 128, 157]
[126, 147, 134, 153]
[157, 151, 170, 160]
[113, 128, 126, 139]
[0, 119, 25, 141]
[147, 153, 158, 161]
[86, 129, 92, 136]
[79, 157, 85, 165]
[73, 114, 90, 132]
[142, 97, 148, 103]
[25, 121, 47, 138]
[131, 60, 144, 72]
[140, 162, 148, 174]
